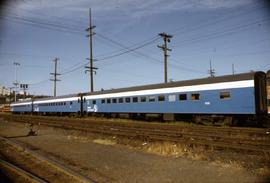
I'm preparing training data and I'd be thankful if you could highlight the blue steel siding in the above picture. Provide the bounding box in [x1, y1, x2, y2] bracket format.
[12, 105, 32, 112]
[89, 87, 255, 114]
[12, 87, 256, 115]
[33, 100, 80, 113]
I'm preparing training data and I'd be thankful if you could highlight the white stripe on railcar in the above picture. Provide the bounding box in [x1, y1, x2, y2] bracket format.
[11, 97, 79, 106]
[33, 97, 79, 104]
[85, 80, 254, 100]
[10, 102, 32, 107]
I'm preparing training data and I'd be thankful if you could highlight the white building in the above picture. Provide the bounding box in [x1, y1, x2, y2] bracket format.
[0, 86, 10, 96]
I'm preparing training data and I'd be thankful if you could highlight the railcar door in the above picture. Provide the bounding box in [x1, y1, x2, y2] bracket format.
[254, 72, 267, 115]
[267, 70, 270, 114]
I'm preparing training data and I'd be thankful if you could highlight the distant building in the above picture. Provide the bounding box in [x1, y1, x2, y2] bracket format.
[0, 86, 10, 96]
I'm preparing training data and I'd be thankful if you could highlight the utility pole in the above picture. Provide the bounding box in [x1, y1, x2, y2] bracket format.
[158, 32, 173, 83]
[13, 62, 20, 102]
[8, 87, 15, 104]
[232, 63, 235, 75]
[208, 60, 215, 77]
[50, 58, 61, 97]
[85, 8, 97, 92]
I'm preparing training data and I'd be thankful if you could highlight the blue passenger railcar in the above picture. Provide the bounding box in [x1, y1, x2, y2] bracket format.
[32, 96, 80, 114]
[81, 72, 267, 118]
[11, 71, 268, 124]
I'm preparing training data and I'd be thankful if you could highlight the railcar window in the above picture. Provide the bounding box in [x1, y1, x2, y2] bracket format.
[220, 91, 231, 99]
[101, 99, 105, 104]
[179, 94, 187, 101]
[70, 101, 73, 105]
[118, 98, 124, 103]
[125, 98, 130, 103]
[93, 100, 96, 104]
[191, 93, 200, 100]
[140, 96, 146, 102]
[132, 97, 138, 103]
[158, 95, 165, 102]
[107, 99, 111, 104]
[112, 99, 117, 103]
[168, 95, 176, 102]
[84, 98, 86, 103]
[149, 96, 155, 102]
[78, 99, 80, 103]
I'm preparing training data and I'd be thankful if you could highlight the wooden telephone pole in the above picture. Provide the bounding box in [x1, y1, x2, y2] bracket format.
[85, 8, 97, 92]
[50, 58, 60, 97]
[158, 32, 173, 83]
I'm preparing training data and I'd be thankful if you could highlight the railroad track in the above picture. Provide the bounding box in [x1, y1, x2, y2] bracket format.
[1, 114, 270, 154]
[32, 121, 270, 153]
[0, 136, 94, 183]
[0, 159, 47, 183]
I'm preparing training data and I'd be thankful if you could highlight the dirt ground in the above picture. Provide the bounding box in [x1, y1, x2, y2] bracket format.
[0, 120, 268, 183]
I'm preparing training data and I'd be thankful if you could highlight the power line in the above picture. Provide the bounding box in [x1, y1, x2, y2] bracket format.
[170, 4, 265, 36]
[173, 18, 270, 48]
[96, 36, 160, 62]
[1, 15, 85, 36]
[29, 79, 50, 86]
[6, 6, 85, 28]
[95, 34, 159, 58]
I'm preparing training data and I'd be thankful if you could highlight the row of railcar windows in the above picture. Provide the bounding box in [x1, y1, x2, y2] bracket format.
[98, 91, 231, 105]
[39, 102, 67, 106]
[16, 92, 231, 107]
[14, 104, 31, 108]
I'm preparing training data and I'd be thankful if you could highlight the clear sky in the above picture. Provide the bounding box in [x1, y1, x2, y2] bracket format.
[0, 0, 270, 96]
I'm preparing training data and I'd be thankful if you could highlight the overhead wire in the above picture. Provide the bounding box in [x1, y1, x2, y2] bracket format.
[2, 3, 269, 81]
[172, 17, 270, 48]
[95, 35, 160, 62]
[170, 3, 265, 36]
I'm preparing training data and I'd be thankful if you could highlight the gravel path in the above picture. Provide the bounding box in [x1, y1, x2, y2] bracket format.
[0, 120, 266, 183]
